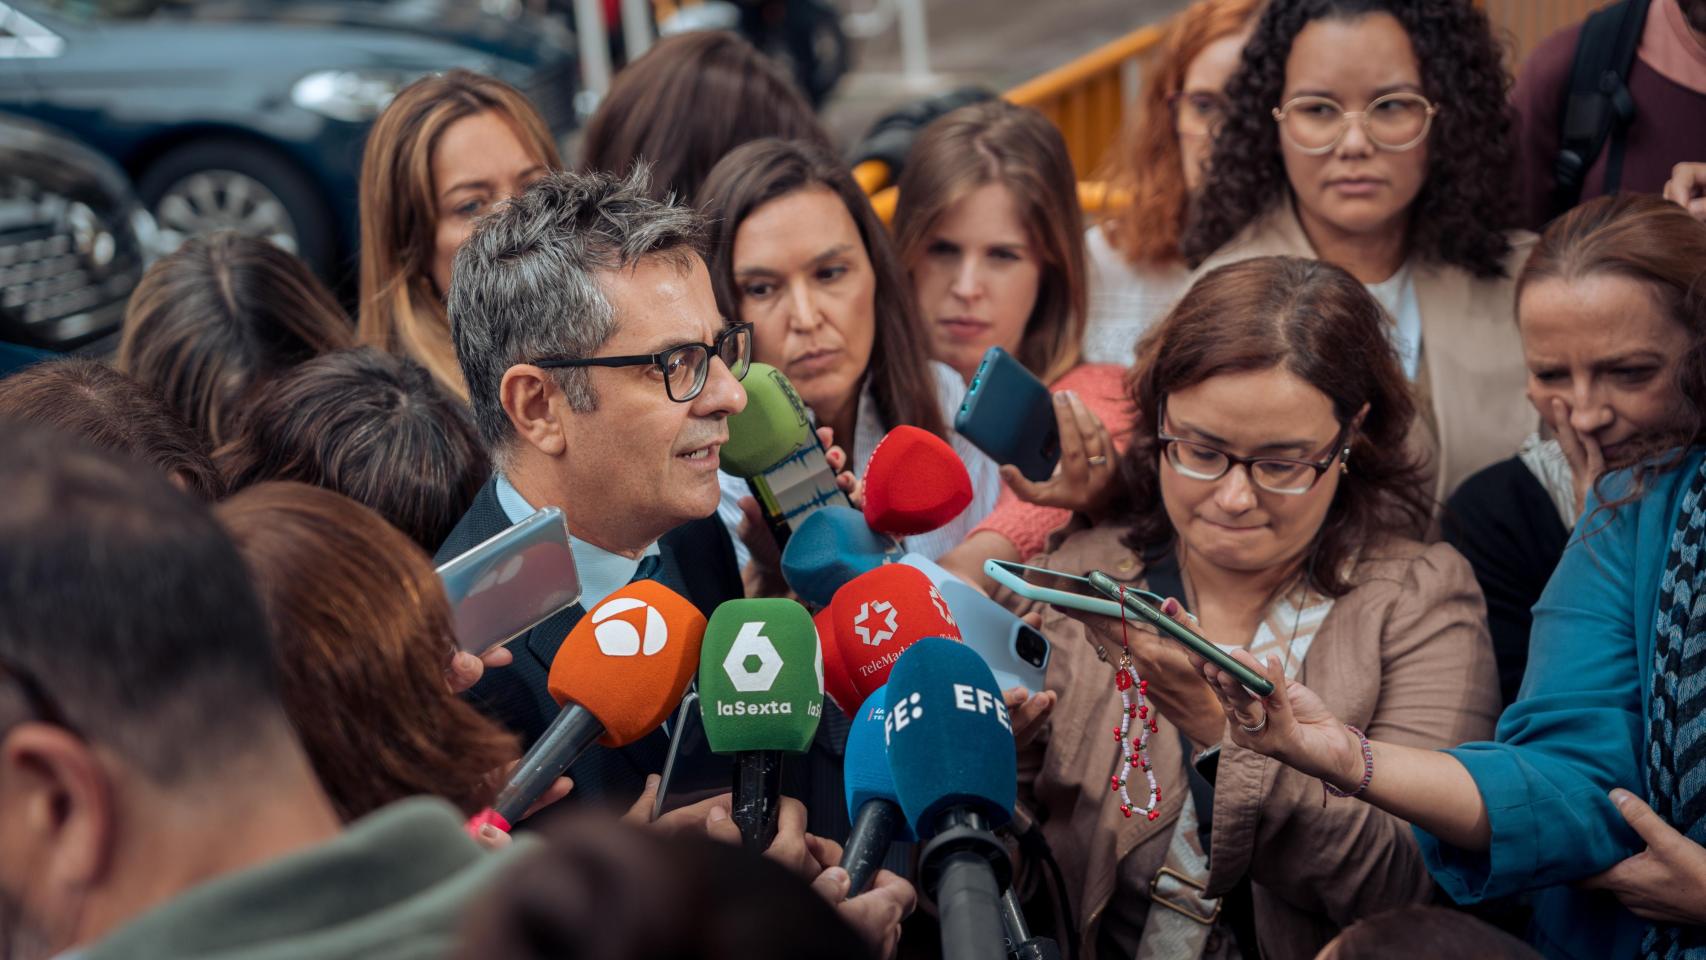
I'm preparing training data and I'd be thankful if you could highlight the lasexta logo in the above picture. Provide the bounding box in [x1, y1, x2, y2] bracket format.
[723, 621, 784, 693]
[590, 596, 668, 657]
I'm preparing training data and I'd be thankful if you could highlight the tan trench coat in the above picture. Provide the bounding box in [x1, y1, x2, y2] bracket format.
[1000, 522, 1501, 960]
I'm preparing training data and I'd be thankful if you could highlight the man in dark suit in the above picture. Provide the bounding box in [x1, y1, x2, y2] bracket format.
[437, 168, 848, 836]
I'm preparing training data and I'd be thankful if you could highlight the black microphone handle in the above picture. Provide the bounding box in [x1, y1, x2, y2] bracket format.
[936, 849, 1007, 960]
[732, 750, 783, 853]
[1001, 889, 1063, 960]
[840, 798, 904, 896]
[492, 703, 604, 823]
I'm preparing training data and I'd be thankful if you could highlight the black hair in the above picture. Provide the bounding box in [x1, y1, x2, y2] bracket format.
[0, 422, 282, 783]
[1183, 0, 1517, 278]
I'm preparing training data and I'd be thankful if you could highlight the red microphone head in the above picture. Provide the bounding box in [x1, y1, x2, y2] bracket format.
[825, 563, 962, 711]
[815, 604, 863, 715]
[548, 580, 707, 747]
[861, 426, 974, 536]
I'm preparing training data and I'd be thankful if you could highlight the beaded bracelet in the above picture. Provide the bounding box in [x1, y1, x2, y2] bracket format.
[1322, 724, 1373, 802]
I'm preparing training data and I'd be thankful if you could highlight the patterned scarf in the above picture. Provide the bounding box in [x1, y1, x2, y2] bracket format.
[1644, 454, 1706, 960]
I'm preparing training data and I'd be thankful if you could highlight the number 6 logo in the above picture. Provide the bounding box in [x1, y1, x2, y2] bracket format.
[723, 621, 784, 693]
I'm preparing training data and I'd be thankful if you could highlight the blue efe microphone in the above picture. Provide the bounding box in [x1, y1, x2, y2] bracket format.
[884, 637, 1017, 960]
[839, 685, 915, 896]
[780, 506, 905, 607]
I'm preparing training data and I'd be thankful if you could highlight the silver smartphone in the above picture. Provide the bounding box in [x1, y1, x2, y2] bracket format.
[436, 507, 582, 654]
[904, 554, 1050, 693]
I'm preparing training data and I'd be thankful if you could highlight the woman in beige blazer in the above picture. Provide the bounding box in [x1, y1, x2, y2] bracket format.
[999, 256, 1499, 960]
[1182, 0, 1535, 503]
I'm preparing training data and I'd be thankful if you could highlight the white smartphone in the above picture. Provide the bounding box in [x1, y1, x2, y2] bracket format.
[436, 507, 582, 654]
[903, 554, 1050, 693]
[983, 559, 1125, 619]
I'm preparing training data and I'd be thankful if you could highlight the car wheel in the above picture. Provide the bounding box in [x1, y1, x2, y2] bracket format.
[136, 139, 336, 277]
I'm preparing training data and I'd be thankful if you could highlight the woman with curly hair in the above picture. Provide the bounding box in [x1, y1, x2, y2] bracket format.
[1183, 0, 1534, 504]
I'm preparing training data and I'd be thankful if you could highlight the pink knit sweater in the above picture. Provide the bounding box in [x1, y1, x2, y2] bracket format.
[969, 363, 1135, 558]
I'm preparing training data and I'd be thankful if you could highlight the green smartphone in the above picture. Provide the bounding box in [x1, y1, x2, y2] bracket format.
[1084, 571, 1274, 696]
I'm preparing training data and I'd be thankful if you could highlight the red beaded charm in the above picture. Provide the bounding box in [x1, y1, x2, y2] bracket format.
[1120, 804, 1132, 818]
[1115, 669, 1133, 691]
[1147, 809, 1160, 821]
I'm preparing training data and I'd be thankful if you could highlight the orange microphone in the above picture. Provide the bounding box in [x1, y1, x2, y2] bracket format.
[476, 580, 706, 831]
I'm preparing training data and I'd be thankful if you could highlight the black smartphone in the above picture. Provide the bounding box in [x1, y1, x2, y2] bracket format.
[954, 346, 1060, 482]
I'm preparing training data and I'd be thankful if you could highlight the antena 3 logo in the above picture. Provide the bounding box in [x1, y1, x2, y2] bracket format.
[590, 597, 668, 657]
[854, 600, 898, 647]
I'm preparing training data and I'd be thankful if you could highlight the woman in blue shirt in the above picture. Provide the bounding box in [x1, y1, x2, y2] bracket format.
[1190, 195, 1706, 960]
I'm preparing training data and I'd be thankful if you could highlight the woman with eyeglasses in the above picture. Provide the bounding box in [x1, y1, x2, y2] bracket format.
[1184, 0, 1533, 506]
[1083, 0, 1262, 365]
[994, 256, 1499, 960]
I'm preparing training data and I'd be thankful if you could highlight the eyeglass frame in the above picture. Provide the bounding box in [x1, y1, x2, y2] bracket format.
[1270, 91, 1439, 156]
[1167, 90, 1231, 137]
[532, 321, 754, 403]
[1156, 405, 1353, 496]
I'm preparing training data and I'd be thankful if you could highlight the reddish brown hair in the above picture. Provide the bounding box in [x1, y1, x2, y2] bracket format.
[216, 482, 517, 821]
[1099, 0, 1264, 267]
[1116, 255, 1431, 596]
[892, 100, 1086, 384]
[0, 358, 222, 500]
[357, 70, 562, 399]
[1517, 194, 1706, 508]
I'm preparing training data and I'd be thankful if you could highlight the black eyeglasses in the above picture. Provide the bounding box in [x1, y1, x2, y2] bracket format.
[533, 322, 754, 403]
[1157, 405, 1351, 496]
[0, 653, 73, 734]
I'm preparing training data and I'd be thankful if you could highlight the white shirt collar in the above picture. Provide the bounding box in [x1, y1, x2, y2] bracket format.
[492, 473, 661, 608]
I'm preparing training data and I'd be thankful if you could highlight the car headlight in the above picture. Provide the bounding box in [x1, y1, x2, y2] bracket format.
[291, 69, 423, 123]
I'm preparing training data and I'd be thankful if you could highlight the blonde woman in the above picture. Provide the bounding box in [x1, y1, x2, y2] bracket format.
[357, 70, 561, 398]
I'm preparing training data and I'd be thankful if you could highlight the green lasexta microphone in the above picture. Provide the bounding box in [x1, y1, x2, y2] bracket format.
[698, 597, 824, 850]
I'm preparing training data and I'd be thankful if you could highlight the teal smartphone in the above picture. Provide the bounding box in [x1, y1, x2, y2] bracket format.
[984, 559, 1124, 619]
[954, 346, 1060, 482]
[1085, 571, 1274, 696]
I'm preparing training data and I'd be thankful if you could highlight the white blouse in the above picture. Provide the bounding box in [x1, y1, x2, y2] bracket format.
[1081, 224, 1193, 367]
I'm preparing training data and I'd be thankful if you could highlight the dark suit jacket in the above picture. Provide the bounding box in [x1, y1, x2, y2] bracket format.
[438, 478, 851, 838]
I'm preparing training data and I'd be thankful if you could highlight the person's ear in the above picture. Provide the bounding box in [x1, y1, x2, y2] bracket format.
[500, 365, 569, 458]
[0, 725, 117, 896]
[1350, 402, 1371, 432]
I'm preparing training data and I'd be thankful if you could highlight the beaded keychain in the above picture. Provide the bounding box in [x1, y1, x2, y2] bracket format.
[1109, 585, 1161, 821]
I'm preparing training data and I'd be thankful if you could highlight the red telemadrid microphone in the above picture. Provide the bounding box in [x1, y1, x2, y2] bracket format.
[861, 425, 974, 537]
[821, 563, 962, 712]
[471, 581, 707, 832]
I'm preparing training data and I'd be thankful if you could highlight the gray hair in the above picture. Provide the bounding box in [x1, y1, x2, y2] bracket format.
[447, 166, 707, 457]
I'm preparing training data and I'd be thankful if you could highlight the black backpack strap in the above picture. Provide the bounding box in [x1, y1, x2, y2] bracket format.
[1551, 0, 1651, 220]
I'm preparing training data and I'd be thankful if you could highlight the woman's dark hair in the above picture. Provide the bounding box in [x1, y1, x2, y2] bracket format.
[582, 31, 831, 203]
[699, 137, 949, 438]
[216, 347, 489, 552]
[1325, 905, 1541, 959]
[0, 358, 222, 500]
[1182, 0, 1517, 278]
[118, 231, 354, 446]
[1518, 194, 1706, 511]
[216, 482, 518, 822]
[1116, 255, 1431, 597]
[455, 811, 871, 960]
[892, 100, 1087, 384]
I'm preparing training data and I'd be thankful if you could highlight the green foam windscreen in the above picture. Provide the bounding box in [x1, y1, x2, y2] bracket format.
[698, 598, 825, 754]
[722, 363, 813, 478]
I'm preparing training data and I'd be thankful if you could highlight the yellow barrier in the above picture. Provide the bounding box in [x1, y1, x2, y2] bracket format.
[1003, 24, 1165, 179]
